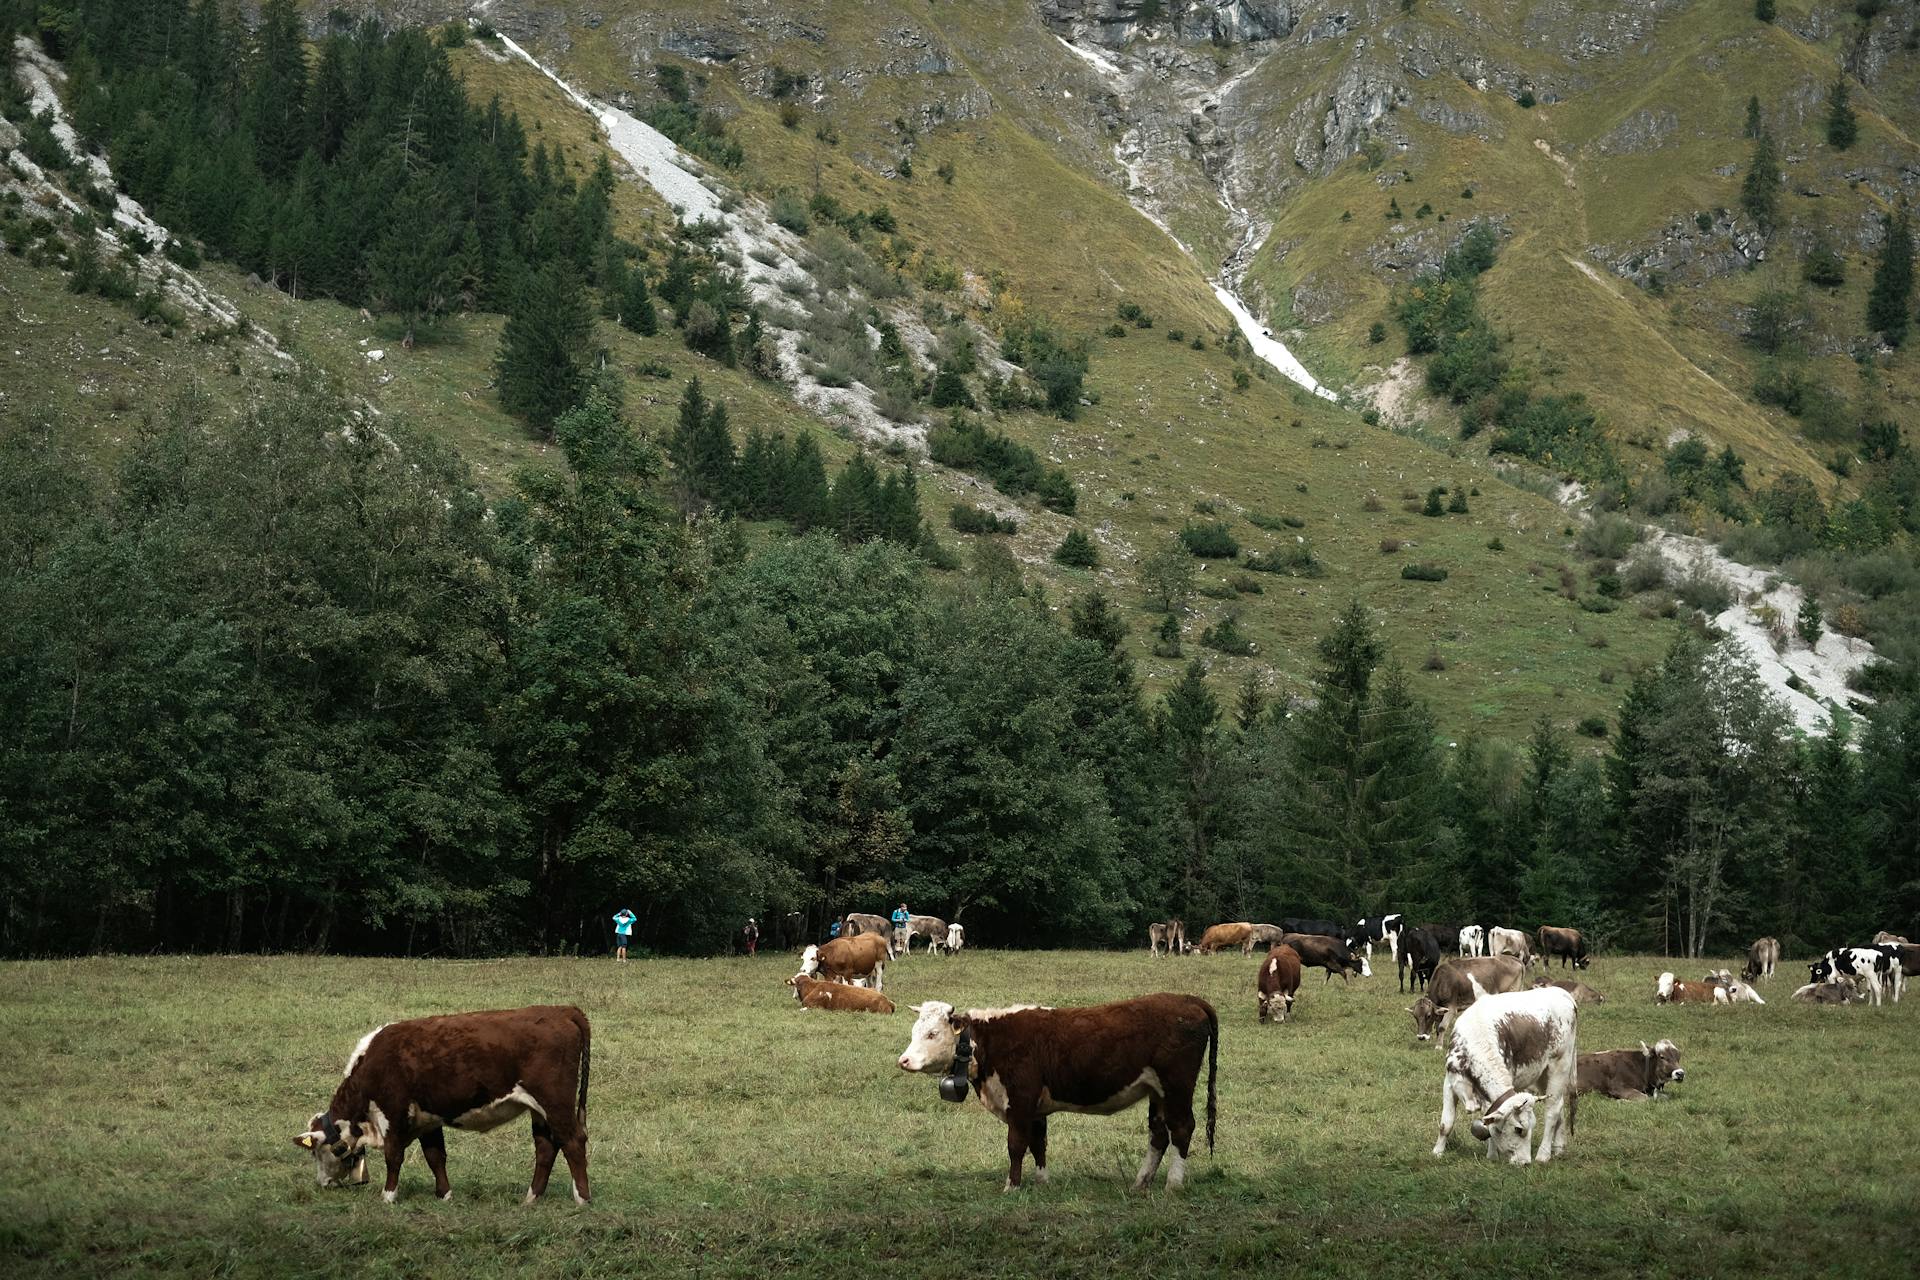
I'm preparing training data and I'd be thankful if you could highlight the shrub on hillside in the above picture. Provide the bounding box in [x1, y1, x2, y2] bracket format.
[1201, 613, 1257, 655]
[1401, 563, 1448, 581]
[949, 503, 1018, 535]
[1179, 522, 1241, 559]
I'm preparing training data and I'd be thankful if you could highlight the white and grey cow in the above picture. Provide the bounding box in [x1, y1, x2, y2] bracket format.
[1458, 924, 1487, 958]
[1433, 986, 1578, 1166]
[1488, 926, 1534, 968]
[946, 922, 966, 953]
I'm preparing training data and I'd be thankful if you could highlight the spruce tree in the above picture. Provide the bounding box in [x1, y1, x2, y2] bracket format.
[495, 262, 594, 435]
[1754, 0, 1774, 20]
[248, 0, 310, 179]
[782, 432, 832, 530]
[1825, 78, 1858, 150]
[1744, 95, 1762, 140]
[1867, 207, 1914, 346]
[619, 270, 659, 336]
[369, 177, 458, 346]
[1740, 130, 1780, 231]
[831, 451, 883, 543]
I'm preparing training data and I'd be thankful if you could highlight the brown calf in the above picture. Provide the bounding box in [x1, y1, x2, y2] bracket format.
[1577, 1040, 1684, 1101]
[1408, 956, 1529, 1042]
[788, 973, 896, 1014]
[1257, 945, 1302, 1023]
[294, 1006, 591, 1204]
[897, 993, 1218, 1191]
[1534, 977, 1606, 1005]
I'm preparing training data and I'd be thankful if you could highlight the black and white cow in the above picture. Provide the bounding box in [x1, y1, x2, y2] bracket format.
[1353, 914, 1406, 962]
[1432, 986, 1578, 1166]
[1457, 924, 1487, 957]
[1809, 947, 1898, 1006]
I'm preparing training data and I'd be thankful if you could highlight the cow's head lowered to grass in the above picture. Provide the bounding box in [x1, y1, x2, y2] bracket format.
[294, 1112, 376, 1187]
[1468, 1090, 1538, 1164]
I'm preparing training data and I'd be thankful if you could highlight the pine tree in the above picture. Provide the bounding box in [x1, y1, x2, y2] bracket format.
[369, 177, 459, 346]
[831, 451, 883, 543]
[1754, 0, 1775, 20]
[1741, 130, 1781, 232]
[669, 377, 709, 489]
[248, 0, 310, 179]
[1161, 661, 1227, 921]
[781, 432, 832, 530]
[737, 425, 775, 517]
[618, 270, 659, 336]
[1053, 528, 1099, 568]
[1825, 78, 1858, 150]
[1744, 95, 1762, 140]
[1867, 207, 1914, 346]
[693, 400, 738, 507]
[495, 262, 595, 435]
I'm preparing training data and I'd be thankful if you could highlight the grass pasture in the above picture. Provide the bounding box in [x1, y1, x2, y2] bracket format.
[3, 949, 1918, 1278]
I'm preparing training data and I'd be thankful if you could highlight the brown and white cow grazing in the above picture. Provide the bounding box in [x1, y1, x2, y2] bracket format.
[1257, 945, 1302, 1024]
[1147, 920, 1187, 956]
[1577, 1040, 1684, 1101]
[896, 994, 1218, 1192]
[294, 1006, 591, 1204]
[1433, 986, 1578, 1165]
[1536, 926, 1589, 970]
[1195, 922, 1253, 955]
[1872, 931, 1909, 946]
[800, 934, 889, 990]
[1279, 932, 1372, 982]
[1408, 956, 1529, 1042]
[1534, 977, 1606, 1005]
[788, 974, 897, 1014]
[1743, 936, 1781, 981]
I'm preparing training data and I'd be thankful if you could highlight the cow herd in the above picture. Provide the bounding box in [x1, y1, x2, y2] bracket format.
[291, 914, 1919, 1201]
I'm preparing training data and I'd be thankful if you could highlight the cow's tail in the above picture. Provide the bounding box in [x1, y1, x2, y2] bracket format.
[1204, 1000, 1218, 1156]
[575, 1010, 592, 1124]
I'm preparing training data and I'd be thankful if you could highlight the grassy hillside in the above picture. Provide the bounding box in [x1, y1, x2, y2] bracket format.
[3, 950, 1917, 1278]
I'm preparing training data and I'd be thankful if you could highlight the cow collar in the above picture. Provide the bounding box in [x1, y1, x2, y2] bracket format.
[1483, 1087, 1518, 1119]
[938, 1029, 974, 1103]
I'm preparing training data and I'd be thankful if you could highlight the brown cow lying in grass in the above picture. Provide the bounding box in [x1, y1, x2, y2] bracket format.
[1577, 1039, 1684, 1101]
[788, 973, 896, 1014]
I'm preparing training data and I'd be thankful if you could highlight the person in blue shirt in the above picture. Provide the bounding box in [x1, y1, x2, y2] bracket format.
[891, 902, 910, 951]
[612, 909, 636, 962]
[828, 918, 842, 940]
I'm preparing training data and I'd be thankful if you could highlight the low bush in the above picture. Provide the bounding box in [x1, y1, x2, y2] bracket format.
[1179, 522, 1241, 559]
[950, 503, 1018, 535]
[1201, 614, 1257, 656]
[1401, 563, 1448, 581]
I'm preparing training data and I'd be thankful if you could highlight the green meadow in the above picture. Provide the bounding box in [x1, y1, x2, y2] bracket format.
[2, 948, 1917, 1278]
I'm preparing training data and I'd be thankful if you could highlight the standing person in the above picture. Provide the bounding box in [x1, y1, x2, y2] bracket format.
[828, 917, 842, 941]
[891, 901, 910, 954]
[612, 908, 636, 961]
[741, 918, 759, 956]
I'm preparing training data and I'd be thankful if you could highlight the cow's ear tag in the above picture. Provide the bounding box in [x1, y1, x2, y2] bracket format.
[296, 1133, 317, 1149]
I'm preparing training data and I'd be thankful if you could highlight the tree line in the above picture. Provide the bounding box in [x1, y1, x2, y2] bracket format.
[3, 377, 1916, 958]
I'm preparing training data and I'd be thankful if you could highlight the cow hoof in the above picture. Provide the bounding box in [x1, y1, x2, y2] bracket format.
[1002, 1180, 1028, 1194]
[382, 1190, 398, 1204]
[523, 1189, 539, 1206]
[1031, 1168, 1049, 1185]
[438, 1189, 453, 1202]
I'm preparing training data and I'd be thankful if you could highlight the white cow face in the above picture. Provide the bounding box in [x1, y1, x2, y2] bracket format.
[294, 1113, 374, 1187]
[1469, 1092, 1537, 1165]
[798, 944, 821, 977]
[897, 1001, 960, 1072]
